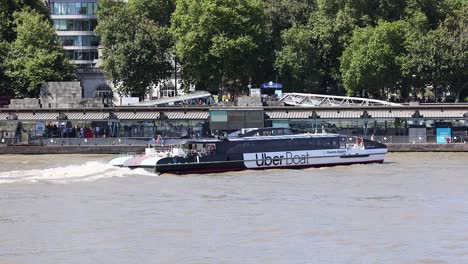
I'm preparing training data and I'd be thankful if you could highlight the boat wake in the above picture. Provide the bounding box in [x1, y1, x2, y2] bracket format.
[0, 161, 156, 184]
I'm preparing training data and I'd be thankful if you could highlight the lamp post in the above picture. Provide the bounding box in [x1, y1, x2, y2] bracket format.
[412, 74, 417, 102]
[174, 57, 178, 97]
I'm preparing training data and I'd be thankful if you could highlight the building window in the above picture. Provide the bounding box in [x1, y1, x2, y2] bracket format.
[95, 84, 113, 106]
[60, 36, 74, 46]
[66, 49, 99, 61]
[52, 2, 98, 15]
[66, 20, 74, 30]
[53, 19, 98, 31]
[87, 3, 94, 15]
[59, 36, 99, 47]
[81, 20, 90, 31]
[90, 20, 97, 31]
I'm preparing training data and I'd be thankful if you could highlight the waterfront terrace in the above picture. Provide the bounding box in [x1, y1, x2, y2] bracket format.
[1, 104, 468, 146]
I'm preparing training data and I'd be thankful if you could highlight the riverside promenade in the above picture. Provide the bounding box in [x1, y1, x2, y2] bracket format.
[1, 143, 468, 154]
[2, 103, 468, 154]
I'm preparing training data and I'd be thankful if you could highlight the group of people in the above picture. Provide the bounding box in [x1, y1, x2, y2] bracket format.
[44, 124, 107, 138]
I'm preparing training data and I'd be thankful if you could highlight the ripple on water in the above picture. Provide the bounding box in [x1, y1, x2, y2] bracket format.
[0, 153, 467, 263]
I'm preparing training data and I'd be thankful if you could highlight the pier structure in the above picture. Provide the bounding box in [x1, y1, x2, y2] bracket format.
[279, 93, 402, 107]
[1, 104, 468, 146]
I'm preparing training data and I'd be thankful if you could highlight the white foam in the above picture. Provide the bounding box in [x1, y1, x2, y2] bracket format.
[0, 161, 156, 184]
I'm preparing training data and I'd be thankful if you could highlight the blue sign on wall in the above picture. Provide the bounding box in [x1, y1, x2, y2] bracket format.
[436, 128, 452, 143]
[272, 120, 289, 128]
[209, 110, 228, 122]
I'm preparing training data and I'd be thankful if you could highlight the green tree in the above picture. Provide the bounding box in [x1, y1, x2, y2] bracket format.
[171, 0, 266, 99]
[399, 0, 467, 101]
[304, 0, 408, 94]
[275, 0, 462, 96]
[1, 0, 52, 95]
[276, 0, 375, 94]
[340, 20, 406, 98]
[128, 0, 175, 26]
[4, 9, 75, 98]
[398, 12, 441, 100]
[275, 25, 323, 93]
[260, 0, 316, 85]
[434, 5, 467, 101]
[404, 0, 460, 30]
[96, 0, 173, 99]
[0, 41, 13, 95]
[0, 0, 50, 43]
[0, 0, 10, 42]
[0, 0, 13, 95]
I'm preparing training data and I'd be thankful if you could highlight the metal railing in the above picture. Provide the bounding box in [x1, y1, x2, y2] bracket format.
[29, 137, 152, 146]
[364, 135, 427, 144]
[355, 135, 467, 144]
[2, 135, 468, 147]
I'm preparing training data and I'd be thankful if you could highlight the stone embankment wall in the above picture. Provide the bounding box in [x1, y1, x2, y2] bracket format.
[387, 143, 468, 152]
[0, 145, 145, 154]
[8, 82, 105, 109]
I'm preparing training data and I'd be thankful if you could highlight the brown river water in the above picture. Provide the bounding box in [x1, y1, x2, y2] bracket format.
[0, 153, 467, 263]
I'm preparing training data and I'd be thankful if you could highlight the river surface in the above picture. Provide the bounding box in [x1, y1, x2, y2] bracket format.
[0, 153, 468, 263]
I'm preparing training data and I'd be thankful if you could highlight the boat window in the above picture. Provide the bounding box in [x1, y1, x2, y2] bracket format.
[271, 129, 284, 136]
[339, 137, 346, 149]
[331, 138, 339, 148]
[320, 139, 325, 148]
[363, 139, 385, 149]
[228, 137, 351, 153]
[309, 138, 316, 149]
[315, 139, 321, 148]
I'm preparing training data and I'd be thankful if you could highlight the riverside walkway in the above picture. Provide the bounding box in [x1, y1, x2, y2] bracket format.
[2, 103, 468, 154]
[1, 136, 467, 154]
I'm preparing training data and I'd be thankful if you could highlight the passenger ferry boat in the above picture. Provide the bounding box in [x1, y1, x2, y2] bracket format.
[110, 128, 388, 174]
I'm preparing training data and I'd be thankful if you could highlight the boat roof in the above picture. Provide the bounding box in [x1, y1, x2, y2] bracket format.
[150, 127, 346, 146]
[158, 138, 221, 145]
[227, 133, 341, 141]
[155, 132, 342, 145]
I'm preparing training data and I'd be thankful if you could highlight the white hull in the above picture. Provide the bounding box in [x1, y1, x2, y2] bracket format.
[243, 148, 387, 169]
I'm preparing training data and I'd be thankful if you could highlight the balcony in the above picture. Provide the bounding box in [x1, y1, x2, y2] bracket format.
[76, 67, 103, 74]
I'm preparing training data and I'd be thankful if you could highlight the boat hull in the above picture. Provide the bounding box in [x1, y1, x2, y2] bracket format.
[149, 160, 384, 174]
[145, 151, 387, 174]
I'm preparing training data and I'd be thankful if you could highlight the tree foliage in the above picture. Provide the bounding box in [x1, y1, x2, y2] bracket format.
[0, 0, 52, 96]
[433, 4, 467, 100]
[2, 0, 461, 101]
[0, 41, 12, 95]
[171, 0, 266, 96]
[128, 0, 175, 26]
[0, 0, 49, 42]
[340, 20, 405, 98]
[258, 0, 316, 86]
[4, 9, 74, 98]
[96, 0, 174, 99]
[274, 0, 466, 100]
[275, 25, 322, 93]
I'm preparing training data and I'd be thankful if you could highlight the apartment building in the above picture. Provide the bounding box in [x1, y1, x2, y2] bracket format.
[48, 0, 113, 105]
[47, 0, 183, 104]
